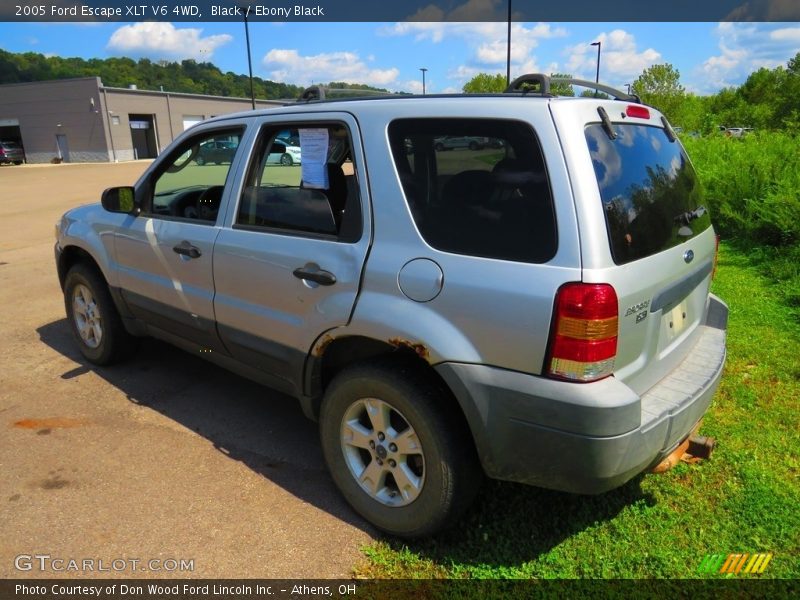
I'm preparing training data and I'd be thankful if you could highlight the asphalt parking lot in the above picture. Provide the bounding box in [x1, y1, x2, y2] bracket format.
[0, 162, 373, 579]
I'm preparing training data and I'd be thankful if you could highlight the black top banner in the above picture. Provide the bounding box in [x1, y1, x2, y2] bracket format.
[4, 0, 800, 23]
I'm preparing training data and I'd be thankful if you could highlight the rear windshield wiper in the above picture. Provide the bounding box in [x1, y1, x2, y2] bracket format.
[674, 205, 706, 225]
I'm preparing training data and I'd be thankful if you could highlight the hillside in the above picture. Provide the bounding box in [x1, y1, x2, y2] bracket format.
[0, 49, 392, 99]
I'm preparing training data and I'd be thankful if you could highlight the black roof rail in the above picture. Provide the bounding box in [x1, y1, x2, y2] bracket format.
[505, 73, 642, 103]
[297, 85, 325, 102]
[504, 73, 552, 95]
[296, 86, 401, 103]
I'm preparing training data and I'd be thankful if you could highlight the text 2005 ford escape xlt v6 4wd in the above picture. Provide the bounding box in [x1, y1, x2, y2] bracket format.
[55, 75, 728, 538]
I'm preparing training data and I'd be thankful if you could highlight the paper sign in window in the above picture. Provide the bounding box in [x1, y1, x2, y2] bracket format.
[299, 128, 329, 189]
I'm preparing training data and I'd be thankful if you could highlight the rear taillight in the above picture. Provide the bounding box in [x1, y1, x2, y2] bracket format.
[712, 235, 721, 279]
[547, 283, 618, 382]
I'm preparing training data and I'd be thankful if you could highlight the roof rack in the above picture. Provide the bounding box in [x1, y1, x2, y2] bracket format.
[504, 73, 641, 103]
[296, 85, 400, 103]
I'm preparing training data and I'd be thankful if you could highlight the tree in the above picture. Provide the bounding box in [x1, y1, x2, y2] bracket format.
[549, 73, 575, 96]
[462, 73, 507, 93]
[579, 89, 609, 99]
[632, 63, 685, 119]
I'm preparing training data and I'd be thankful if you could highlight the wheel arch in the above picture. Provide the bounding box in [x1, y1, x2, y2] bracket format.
[57, 245, 105, 290]
[304, 334, 480, 472]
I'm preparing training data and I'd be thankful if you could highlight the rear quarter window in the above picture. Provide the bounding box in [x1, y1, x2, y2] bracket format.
[389, 118, 557, 264]
[586, 124, 711, 264]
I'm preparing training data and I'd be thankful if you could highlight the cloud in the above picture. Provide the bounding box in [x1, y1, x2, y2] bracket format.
[565, 30, 660, 84]
[382, 21, 566, 89]
[695, 23, 800, 92]
[107, 23, 232, 61]
[263, 49, 400, 87]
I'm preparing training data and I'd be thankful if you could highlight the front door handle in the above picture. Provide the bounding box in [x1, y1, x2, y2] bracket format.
[293, 264, 337, 286]
[173, 240, 201, 259]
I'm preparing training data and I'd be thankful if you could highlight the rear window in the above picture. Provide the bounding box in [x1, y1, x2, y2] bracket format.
[389, 118, 557, 264]
[586, 124, 711, 264]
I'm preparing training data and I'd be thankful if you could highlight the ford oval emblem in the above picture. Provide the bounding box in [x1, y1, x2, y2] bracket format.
[684, 249, 694, 264]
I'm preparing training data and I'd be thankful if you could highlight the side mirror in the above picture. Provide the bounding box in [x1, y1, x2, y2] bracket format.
[101, 186, 137, 214]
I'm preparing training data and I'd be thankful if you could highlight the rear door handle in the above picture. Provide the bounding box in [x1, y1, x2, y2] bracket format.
[293, 264, 337, 286]
[172, 240, 201, 259]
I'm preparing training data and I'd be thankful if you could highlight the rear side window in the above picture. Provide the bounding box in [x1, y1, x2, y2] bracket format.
[389, 118, 557, 263]
[586, 124, 711, 264]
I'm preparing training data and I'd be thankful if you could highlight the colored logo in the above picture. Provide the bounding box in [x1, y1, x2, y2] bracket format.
[698, 553, 773, 575]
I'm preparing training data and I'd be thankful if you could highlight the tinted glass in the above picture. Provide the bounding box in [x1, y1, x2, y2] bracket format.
[585, 124, 711, 264]
[389, 118, 557, 264]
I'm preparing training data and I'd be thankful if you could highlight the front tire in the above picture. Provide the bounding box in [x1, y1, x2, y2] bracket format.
[280, 153, 293, 166]
[63, 263, 136, 365]
[320, 361, 481, 538]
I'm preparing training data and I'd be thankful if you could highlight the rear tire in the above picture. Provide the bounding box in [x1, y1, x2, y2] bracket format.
[280, 153, 293, 166]
[195, 156, 206, 166]
[63, 263, 136, 365]
[320, 360, 481, 538]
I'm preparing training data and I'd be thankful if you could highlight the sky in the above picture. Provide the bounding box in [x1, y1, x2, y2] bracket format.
[1, 21, 799, 95]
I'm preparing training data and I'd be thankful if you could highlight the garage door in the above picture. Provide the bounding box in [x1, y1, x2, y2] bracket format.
[182, 115, 204, 131]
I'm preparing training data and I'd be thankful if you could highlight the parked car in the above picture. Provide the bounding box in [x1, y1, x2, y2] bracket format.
[433, 135, 489, 151]
[0, 140, 25, 165]
[267, 138, 302, 165]
[195, 139, 238, 165]
[55, 74, 727, 538]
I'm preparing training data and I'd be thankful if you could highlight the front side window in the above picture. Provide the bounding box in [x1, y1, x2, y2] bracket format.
[236, 123, 361, 241]
[389, 118, 557, 263]
[148, 128, 244, 223]
[585, 124, 711, 264]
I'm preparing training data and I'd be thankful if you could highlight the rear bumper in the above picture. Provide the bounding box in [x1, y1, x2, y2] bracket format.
[436, 294, 728, 494]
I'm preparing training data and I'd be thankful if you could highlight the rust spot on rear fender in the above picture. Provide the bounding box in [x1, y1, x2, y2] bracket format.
[312, 334, 335, 357]
[388, 338, 430, 361]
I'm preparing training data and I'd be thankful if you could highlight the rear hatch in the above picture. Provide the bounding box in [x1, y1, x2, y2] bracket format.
[550, 100, 717, 395]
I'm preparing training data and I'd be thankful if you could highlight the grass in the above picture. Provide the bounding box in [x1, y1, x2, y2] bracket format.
[354, 242, 800, 579]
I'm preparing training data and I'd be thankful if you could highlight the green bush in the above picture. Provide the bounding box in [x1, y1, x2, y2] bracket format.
[681, 132, 800, 246]
[682, 132, 800, 311]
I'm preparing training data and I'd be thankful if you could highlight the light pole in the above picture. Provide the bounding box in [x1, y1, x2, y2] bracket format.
[236, 2, 256, 109]
[625, 83, 631, 95]
[506, 0, 512, 86]
[420, 68, 428, 95]
[590, 41, 601, 97]
[244, 10, 256, 109]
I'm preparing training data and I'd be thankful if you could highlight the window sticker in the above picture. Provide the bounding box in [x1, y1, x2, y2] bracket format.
[299, 128, 329, 189]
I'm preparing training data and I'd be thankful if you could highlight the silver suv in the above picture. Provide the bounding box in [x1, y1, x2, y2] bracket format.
[55, 75, 728, 538]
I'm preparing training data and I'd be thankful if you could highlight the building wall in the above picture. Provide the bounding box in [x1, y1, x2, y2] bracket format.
[102, 89, 282, 161]
[0, 78, 110, 163]
[0, 78, 284, 164]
